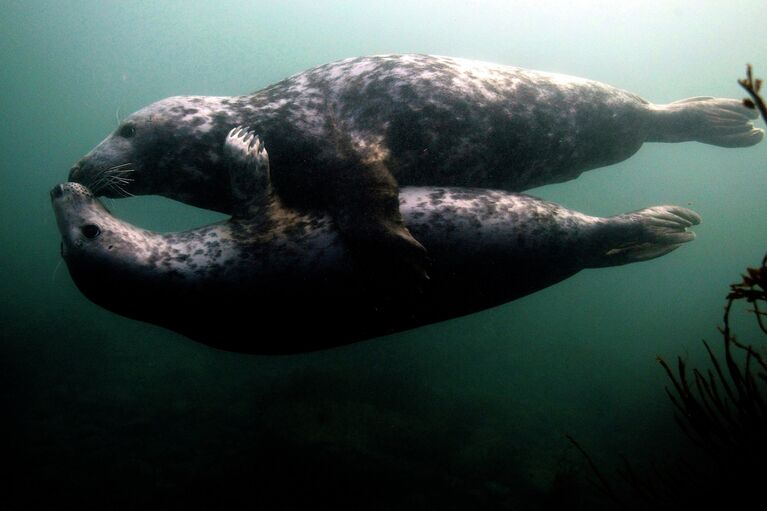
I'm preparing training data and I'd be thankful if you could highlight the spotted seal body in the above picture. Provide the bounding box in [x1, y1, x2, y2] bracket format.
[68, 54, 764, 211]
[67, 54, 759, 293]
[54, 130, 701, 354]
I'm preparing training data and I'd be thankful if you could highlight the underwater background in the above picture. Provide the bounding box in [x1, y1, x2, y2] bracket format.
[2, 1, 767, 508]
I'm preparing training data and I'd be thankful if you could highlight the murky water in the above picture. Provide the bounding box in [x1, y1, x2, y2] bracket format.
[2, 1, 766, 508]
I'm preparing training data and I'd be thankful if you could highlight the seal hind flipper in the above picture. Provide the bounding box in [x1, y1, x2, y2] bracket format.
[224, 126, 272, 218]
[648, 97, 764, 147]
[589, 205, 701, 267]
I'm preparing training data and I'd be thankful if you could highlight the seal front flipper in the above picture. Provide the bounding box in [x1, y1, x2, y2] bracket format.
[324, 121, 430, 301]
[224, 126, 272, 219]
[331, 158, 430, 300]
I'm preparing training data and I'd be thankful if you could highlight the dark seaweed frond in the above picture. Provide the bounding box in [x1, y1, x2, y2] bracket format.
[567, 66, 767, 509]
[739, 64, 767, 121]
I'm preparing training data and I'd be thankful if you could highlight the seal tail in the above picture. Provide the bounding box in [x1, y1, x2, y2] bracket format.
[588, 205, 701, 268]
[648, 97, 764, 147]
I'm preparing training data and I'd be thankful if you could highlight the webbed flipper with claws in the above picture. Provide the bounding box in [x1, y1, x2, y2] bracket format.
[224, 126, 272, 219]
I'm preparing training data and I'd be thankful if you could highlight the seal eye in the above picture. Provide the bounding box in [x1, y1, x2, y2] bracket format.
[81, 224, 101, 239]
[119, 124, 136, 138]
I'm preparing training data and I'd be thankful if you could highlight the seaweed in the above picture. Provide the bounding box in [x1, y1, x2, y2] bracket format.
[568, 65, 767, 509]
[651, 253, 767, 504]
[739, 63, 767, 120]
[657, 67, 767, 479]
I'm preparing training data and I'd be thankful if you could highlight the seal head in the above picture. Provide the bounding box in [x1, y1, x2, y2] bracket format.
[69, 96, 239, 211]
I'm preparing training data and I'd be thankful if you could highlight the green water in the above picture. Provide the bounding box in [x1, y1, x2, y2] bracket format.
[2, 1, 767, 508]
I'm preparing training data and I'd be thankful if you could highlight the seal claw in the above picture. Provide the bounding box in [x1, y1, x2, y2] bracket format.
[224, 126, 271, 216]
[594, 205, 701, 266]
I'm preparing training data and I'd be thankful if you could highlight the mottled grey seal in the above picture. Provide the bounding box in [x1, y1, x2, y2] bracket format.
[66, 54, 757, 290]
[55, 128, 701, 354]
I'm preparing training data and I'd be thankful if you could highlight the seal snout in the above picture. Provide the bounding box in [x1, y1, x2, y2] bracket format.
[50, 182, 95, 202]
[51, 183, 66, 200]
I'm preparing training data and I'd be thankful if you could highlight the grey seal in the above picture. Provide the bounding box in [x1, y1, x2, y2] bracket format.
[66, 54, 758, 290]
[55, 128, 701, 354]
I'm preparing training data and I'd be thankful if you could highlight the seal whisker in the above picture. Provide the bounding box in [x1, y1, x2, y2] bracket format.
[51, 258, 63, 284]
[86, 163, 135, 196]
[92, 172, 119, 194]
[111, 167, 135, 176]
[110, 172, 135, 187]
[111, 185, 134, 196]
[115, 105, 124, 127]
[87, 173, 110, 195]
[108, 181, 134, 198]
[105, 183, 123, 197]
[109, 168, 135, 181]
[110, 174, 134, 184]
[107, 163, 133, 171]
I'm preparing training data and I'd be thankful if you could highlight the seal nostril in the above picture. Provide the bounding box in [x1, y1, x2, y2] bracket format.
[51, 184, 64, 199]
[68, 165, 81, 181]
